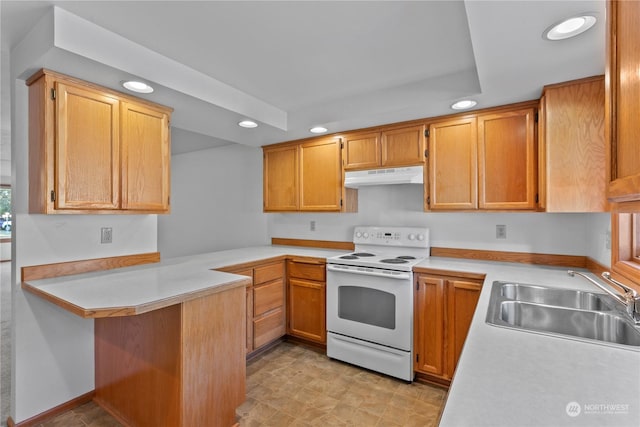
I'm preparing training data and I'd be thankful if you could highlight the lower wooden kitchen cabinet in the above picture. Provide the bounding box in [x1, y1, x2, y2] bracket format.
[217, 260, 286, 355]
[414, 272, 484, 384]
[287, 258, 327, 345]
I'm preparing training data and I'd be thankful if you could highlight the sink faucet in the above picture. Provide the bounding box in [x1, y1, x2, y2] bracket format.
[568, 270, 640, 324]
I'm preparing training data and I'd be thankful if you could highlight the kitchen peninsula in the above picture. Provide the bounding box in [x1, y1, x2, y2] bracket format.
[19, 246, 343, 427]
[20, 253, 251, 427]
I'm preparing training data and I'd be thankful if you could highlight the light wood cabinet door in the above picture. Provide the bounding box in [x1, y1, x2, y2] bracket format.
[477, 108, 537, 210]
[342, 131, 380, 170]
[414, 275, 445, 376]
[299, 138, 342, 211]
[55, 81, 121, 210]
[428, 117, 478, 210]
[121, 102, 171, 212]
[288, 278, 326, 344]
[263, 145, 299, 211]
[381, 124, 426, 167]
[445, 279, 481, 378]
[606, 0, 640, 202]
[541, 77, 607, 212]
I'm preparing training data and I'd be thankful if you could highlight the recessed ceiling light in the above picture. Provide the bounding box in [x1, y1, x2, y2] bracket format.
[238, 120, 258, 128]
[309, 126, 328, 134]
[451, 100, 477, 110]
[122, 80, 154, 93]
[544, 15, 596, 40]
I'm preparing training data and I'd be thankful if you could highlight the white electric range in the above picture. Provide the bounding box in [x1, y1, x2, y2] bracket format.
[326, 226, 430, 382]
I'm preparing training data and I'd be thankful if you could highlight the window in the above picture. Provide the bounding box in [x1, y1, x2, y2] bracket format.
[612, 202, 640, 288]
[0, 186, 10, 240]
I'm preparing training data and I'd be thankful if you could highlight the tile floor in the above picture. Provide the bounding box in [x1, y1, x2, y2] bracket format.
[37, 342, 446, 427]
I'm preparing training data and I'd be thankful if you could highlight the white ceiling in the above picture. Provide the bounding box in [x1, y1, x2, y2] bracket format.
[0, 1, 605, 156]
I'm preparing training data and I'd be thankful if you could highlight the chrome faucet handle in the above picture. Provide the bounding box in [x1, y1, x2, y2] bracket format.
[601, 272, 638, 298]
[567, 270, 628, 307]
[601, 272, 640, 324]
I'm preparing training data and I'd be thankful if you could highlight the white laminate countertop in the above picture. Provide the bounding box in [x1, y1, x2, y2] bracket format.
[22, 245, 344, 317]
[23, 246, 640, 425]
[417, 257, 640, 427]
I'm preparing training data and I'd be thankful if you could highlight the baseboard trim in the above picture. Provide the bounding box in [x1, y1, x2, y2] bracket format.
[6, 391, 95, 427]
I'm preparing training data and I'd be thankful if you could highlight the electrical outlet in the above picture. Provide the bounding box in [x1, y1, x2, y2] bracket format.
[605, 229, 611, 250]
[101, 227, 112, 244]
[496, 224, 507, 239]
[310, 220, 316, 231]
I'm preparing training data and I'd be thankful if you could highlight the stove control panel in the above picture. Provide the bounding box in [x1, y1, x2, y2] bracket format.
[353, 226, 429, 248]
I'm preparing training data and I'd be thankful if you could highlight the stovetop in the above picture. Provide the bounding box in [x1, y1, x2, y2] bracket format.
[327, 226, 430, 272]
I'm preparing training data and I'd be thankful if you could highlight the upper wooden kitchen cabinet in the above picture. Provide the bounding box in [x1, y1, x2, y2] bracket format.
[426, 102, 538, 211]
[120, 102, 171, 211]
[606, 0, 640, 202]
[342, 124, 426, 170]
[299, 138, 343, 211]
[263, 144, 299, 211]
[27, 69, 172, 214]
[427, 116, 478, 210]
[263, 138, 357, 212]
[539, 76, 608, 212]
[477, 107, 537, 210]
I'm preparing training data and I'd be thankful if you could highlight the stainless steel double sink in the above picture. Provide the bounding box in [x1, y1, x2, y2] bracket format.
[486, 281, 640, 349]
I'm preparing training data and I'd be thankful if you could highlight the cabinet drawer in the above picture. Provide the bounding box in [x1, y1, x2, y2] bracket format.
[254, 279, 284, 317]
[253, 308, 285, 349]
[254, 262, 284, 285]
[288, 261, 326, 281]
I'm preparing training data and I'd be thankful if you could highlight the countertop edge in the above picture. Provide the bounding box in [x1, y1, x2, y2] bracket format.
[23, 275, 251, 318]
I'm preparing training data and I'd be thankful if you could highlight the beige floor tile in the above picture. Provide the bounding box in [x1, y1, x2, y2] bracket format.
[36, 341, 445, 426]
[263, 410, 297, 426]
[352, 408, 383, 427]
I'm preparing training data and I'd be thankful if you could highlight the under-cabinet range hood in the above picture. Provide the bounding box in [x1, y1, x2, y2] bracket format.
[344, 166, 424, 188]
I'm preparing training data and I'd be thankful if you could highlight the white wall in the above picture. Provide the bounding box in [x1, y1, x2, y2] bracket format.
[158, 143, 269, 259]
[268, 184, 611, 265]
[584, 212, 611, 267]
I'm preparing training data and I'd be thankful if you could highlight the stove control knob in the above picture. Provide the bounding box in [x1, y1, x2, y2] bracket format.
[355, 231, 362, 238]
[408, 234, 416, 241]
[363, 232, 369, 238]
[417, 234, 425, 241]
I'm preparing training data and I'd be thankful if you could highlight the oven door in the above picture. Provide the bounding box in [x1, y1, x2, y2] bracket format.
[326, 264, 413, 351]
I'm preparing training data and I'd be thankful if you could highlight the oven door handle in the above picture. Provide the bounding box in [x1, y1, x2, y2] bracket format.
[327, 264, 412, 280]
